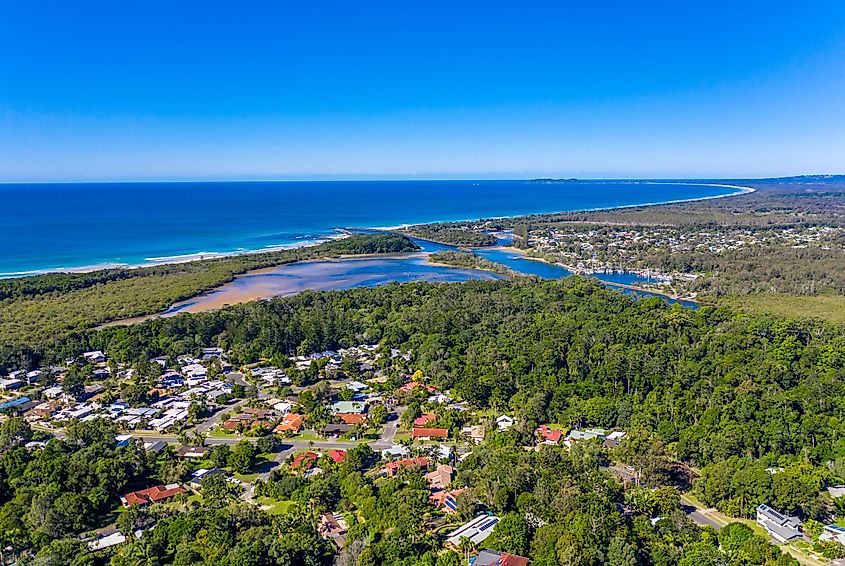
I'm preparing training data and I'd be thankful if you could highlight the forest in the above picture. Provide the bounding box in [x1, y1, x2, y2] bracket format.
[4, 277, 836, 563]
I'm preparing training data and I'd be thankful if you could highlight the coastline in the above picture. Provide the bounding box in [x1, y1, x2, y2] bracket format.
[2, 182, 753, 278]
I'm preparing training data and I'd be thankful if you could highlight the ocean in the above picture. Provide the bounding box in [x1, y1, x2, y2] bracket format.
[0, 180, 745, 276]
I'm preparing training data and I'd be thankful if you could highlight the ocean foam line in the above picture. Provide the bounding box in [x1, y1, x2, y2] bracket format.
[0, 183, 751, 278]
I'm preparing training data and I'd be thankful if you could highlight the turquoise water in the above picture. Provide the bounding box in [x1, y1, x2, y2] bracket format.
[0, 180, 743, 276]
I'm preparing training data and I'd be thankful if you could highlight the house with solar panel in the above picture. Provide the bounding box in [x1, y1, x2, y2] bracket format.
[755, 504, 803, 542]
[820, 524, 845, 547]
[445, 514, 500, 550]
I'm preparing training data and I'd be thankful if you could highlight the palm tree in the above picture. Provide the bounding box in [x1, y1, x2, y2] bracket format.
[458, 536, 474, 564]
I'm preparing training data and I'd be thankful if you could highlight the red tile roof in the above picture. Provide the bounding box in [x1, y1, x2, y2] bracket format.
[274, 413, 305, 433]
[500, 553, 530, 566]
[291, 451, 319, 470]
[412, 427, 448, 439]
[384, 457, 430, 475]
[535, 424, 563, 443]
[328, 449, 347, 463]
[337, 413, 366, 425]
[414, 413, 436, 426]
[400, 381, 436, 393]
[121, 484, 187, 506]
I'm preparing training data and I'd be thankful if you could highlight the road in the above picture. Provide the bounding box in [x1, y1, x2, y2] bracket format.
[193, 400, 246, 434]
[682, 504, 725, 531]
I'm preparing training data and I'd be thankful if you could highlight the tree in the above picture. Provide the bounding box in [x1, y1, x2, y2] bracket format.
[229, 440, 257, 473]
[606, 536, 637, 566]
[62, 367, 86, 398]
[115, 506, 142, 538]
[0, 417, 32, 450]
[485, 513, 531, 556]
[257, 435, 282, 454]
[370, 404, 388, 426]
[209, 444, 231, 468]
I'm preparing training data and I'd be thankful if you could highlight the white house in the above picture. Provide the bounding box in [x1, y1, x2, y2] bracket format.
[0, 378, 23, 391]
[82, 351, 107, 363]
[445, 514, 500, 549]
[496, 415, 515, 432]
[756, 504, 802, 542]
[820, 524, 845, 547]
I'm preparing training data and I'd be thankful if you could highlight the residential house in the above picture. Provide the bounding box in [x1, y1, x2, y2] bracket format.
[189, 467, 228, 489]
[0, 397, 32, 412]
[462, 425, 485, 445]
[828, 485, 845, 499]
[603, 430, 627, 449]
[177, 445, 210, 459]
[425, 464, 454, 490]
[25, 400, 61, 421]
[328, 450, 347, 463]
[820, 524, 845, 547]
[87, 526, 145, 552]
[317, 512, 349, 549]
[143, 440, 168, 453]
[273, 400, 294, 414]
[755, 504, 803, 542]
[565, 428, 606, 446]
[384, 457, 430, 476]
[496, 416, 515, 432]
[412, 427, 448, 441]
[346, 381, 369, 393]
[337, 413, 366, 426]
[82, 351, 107, 363]
[535, 425, 562, 446]
[43, 385, 64, 399]
[121, 484, 187, 507]
[274, 413, 305, 434]
[400, 381, 435, 393]
[430, 488, 464, 514]
[381, 444, 410, 459]
[414, 413, 436, 427]
[0, 378, 23, 391]
[322, 423, 353, 438]
[445, 514, 500, 549]
[290, 451, 319, 473]
[473, 549, 530, 566]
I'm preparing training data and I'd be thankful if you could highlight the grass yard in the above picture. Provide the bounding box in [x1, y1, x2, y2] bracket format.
[254, 496, 296, 515]
[722, 294, 845, 324]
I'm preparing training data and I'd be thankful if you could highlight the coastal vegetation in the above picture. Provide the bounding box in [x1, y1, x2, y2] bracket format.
[0, 233, 418, 348]
[4, 277, 841, 563]
[427, 251, 516, 276]
[400, 223, 499, 247]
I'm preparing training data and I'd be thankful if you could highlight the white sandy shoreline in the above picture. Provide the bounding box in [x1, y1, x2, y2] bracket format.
[1, 182, 754, 278]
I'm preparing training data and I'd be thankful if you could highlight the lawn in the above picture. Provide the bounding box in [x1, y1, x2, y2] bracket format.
[232, 471, 261, 483]
[254, 496, 295, 515]
[722, 294, 845, 324]
[208, 428, 238, 439]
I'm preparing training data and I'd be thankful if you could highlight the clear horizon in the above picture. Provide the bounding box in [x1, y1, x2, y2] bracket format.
[2, 1, 845, 182]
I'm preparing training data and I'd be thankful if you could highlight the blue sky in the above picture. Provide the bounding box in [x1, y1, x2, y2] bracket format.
[2, 1, 845, 181]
